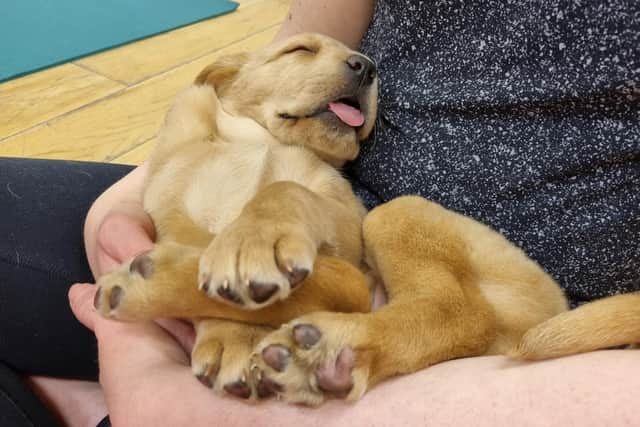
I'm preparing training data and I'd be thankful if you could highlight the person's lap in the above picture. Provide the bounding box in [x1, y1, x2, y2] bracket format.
[1, 157, 637, 426]
[0, 157, 133, 425]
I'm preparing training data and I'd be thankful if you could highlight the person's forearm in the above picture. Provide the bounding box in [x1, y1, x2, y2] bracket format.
[83, 161, 154, 277]
[274, 0, 375, 49]
[160, 352, 637, 427]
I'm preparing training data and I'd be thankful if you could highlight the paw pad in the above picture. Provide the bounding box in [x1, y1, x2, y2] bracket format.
[261, 345, 290, 372]
[316, 348, 356, 396]
[224, 379, 252, 399]
[256, 376, 283, 398]
[129, 252, 154, 278]
[248, 314, 365, 405]
[109, 286, 124, 309]
[248, 281, 279, 303]
[293, 324, 322, 349]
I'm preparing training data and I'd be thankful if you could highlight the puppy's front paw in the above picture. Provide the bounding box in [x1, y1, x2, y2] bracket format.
[94, 251, 155, 320]
[198, 220, 316, 309]
[249, 312, 372, 406]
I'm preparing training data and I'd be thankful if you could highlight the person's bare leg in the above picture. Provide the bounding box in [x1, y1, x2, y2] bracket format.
[24, 317, 194, 427]
[27, 377, 107, 427]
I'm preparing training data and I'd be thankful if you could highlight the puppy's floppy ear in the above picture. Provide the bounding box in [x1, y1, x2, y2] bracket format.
[195, 53, 249, 94]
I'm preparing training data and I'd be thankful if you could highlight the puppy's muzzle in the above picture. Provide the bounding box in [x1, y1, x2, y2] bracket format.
[346, 55, 377, 87]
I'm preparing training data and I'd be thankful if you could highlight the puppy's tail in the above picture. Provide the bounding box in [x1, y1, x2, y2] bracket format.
[509, 292, 640, 360]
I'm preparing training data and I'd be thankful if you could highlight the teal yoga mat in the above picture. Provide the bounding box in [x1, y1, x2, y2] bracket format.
[0, 0, 238, 82]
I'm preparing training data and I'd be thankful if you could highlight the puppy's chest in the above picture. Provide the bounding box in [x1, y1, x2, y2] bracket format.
[182, 142, 328, 235]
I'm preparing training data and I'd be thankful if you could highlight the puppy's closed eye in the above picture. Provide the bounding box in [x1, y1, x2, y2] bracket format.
[283, 45, 318, 55]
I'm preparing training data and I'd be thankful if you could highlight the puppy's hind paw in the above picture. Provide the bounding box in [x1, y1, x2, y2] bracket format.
[249, 312, 372, 406]
[191, 320, 271, 400]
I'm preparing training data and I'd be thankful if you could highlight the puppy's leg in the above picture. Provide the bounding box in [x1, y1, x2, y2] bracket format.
[199, 181, 364, 309]
[192, 318, 271, 399]
[155, 84, 220, 153]
[94, 241, 203, 321]
[250, 196, 497, 405]
[95, 242, 370, 324]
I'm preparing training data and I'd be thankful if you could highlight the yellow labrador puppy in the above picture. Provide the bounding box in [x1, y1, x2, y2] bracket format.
[95, 33, 378, 398]
[95, 33, 639, 406]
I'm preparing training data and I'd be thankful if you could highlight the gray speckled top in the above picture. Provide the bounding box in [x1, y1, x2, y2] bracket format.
[349, 0, 640, 305]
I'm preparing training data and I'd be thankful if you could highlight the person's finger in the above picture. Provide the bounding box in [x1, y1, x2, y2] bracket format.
[69, 283, 190, 367]
[68, 283, 99, 331]
[96, 252, 122, 278]
[155, 318, 196, 354]
[96, 212, 155, 274]
[70, 282, 195, 355]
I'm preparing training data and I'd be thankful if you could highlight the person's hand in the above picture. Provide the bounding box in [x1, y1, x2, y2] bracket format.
[93, 209, 155, 274]
[69, 284, 206, 427]
[80, 161, 197, 362]
[69, 282, 397, 427]
[84, 162, 156, 278]
[80, 161, 202, 417]
[69, 285, 321, 427]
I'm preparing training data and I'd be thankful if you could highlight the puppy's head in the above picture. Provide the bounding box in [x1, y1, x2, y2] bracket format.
[196, 33, 378, 165]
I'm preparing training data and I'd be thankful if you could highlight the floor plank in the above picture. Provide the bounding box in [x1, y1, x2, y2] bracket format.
[75, 0, 289, 85]
[0, 64, 124, 139]
[112, 138, 157, 165]
[0, 28, 278, 162]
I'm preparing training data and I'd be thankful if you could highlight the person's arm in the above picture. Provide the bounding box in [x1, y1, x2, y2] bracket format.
[83, 161, 156, 277]
[273, 0, 375, 49]
[69, 282, 638, 427]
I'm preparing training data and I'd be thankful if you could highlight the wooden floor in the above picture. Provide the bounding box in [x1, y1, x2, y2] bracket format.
[0, 0, 290, 165]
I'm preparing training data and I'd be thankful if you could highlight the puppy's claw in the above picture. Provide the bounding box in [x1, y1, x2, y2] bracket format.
[199, 275, 211, 292]
[217, 286, 244, 305]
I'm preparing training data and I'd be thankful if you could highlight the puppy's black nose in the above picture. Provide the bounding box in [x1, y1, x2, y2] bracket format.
[346, 55, 376, 86]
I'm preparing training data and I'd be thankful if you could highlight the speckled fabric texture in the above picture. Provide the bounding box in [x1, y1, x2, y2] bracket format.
[349, 0, 640, 305]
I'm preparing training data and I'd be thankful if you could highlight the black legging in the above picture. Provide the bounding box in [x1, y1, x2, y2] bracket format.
[0, 158, 133, 426]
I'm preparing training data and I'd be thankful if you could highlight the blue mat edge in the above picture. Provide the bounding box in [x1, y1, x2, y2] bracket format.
[0, 1, 239, 83]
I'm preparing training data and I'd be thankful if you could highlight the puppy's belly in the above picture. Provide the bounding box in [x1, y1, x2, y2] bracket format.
[147, 139, 338, 237]
[183, 141, 269, 235]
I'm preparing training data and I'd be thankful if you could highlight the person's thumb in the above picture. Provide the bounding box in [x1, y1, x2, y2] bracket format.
[97, 211, 155, 275]
[68, 283, 99, 332]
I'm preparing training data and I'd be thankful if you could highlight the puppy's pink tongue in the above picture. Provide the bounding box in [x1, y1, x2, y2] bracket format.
[328, 102, 365, 127]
